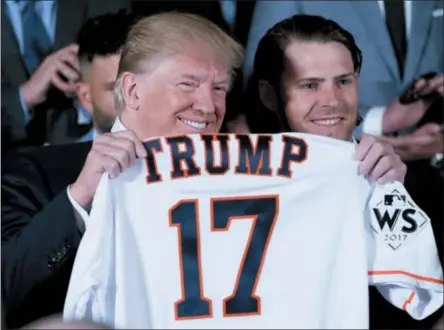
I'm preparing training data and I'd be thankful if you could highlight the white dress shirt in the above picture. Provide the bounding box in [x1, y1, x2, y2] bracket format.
[363, 1, 412, 136]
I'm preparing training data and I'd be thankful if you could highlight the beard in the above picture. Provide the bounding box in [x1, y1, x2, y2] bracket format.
[93, 107, 116, 134]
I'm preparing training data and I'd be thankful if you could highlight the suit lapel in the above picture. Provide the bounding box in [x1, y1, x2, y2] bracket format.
[54, 0, 87, 49]
[351, 1, 401, 82]
[403, 1, 436, 85]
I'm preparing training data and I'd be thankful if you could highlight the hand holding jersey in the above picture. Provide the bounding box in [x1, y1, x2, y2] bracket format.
[70, 131, 147, 209]
[63, 132, 443, 329]
[355, 134, 406, 183]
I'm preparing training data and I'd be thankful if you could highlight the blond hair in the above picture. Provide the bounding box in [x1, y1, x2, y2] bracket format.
[114, 12, 244, 110]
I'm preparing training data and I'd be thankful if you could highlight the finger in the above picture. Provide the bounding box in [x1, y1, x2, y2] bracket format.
[61, 43, 79, 55]
[52, 73, 76, 92]
[417, 122, 442, 136]
[414, 79, 427, 92]
[376, 167, 404, 184]
[354, 134, 375, 161]
[56, 60, 79, 82]
[417, 76, 444, 97]
[59, 52, 80, 72]
[427, 75, 444, 92]
[112, 131, 147, 158]
[100, 154, 122, 179]
[96, 134, 137, 162]
[358, 141, 385, 176]
[377, 163, 407, 183]
[392, 147, 412, 162]
[415, 77, 436, 95]
[385, 134, 430, 148]
[377, 136, 398, 145]
[368, 154, 393, 182]
[95, 142, 134, 172]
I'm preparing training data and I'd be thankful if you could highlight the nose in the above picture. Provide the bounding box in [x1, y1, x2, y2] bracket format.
[320, 85, 340, 108]
[192, 85, 216, 114]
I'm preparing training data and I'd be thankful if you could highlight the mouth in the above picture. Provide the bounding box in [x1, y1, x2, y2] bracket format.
[178, 117, 209, 130]
[310, 117, 344, 127]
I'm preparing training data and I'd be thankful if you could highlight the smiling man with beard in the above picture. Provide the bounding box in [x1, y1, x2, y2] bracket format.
[74, 10, 135, 141]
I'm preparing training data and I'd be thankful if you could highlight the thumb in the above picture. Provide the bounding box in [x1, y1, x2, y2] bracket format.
[421, 123, 442, 135]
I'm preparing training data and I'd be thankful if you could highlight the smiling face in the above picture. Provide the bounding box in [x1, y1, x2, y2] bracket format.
[120, 47, 230, 140]
[282, 41, 359, 141]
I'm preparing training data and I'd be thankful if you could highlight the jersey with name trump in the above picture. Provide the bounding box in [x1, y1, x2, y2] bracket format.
[63, 133, 443, 329]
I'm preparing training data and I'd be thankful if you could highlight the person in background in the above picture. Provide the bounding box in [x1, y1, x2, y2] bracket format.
[1, 0, 130, 155]
[1, 11, 135, 329]
[249, 13, 442, 329]
[75, 10, 136, 142]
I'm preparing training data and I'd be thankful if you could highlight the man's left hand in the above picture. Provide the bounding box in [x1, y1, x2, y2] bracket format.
[355, 134, 407, 183]
[379, 123, 443, 162]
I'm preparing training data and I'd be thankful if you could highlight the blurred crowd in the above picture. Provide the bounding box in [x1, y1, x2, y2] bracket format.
[1, 0, 443, 329]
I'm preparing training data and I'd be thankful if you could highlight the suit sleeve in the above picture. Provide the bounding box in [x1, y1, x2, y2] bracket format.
[63, 175, 116, 327]
[1, 81, 27, 146]
[1, 150, 82, 313]
[365, 181, 444, 320]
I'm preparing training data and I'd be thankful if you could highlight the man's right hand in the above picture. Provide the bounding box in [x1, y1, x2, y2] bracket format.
[21, 44, 80, 109]
[70, 131, 147, 209]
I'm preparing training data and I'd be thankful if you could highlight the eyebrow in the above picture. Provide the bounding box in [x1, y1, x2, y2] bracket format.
[180, 74, 202, 82]
[179, 74, 230, 85]
[297, 72, 355, 83]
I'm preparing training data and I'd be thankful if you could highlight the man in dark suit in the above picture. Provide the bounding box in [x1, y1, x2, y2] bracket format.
[1, 11, 135, 328]
[1, 0, 130, 155]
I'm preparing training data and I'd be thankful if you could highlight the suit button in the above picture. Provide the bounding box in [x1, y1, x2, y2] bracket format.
[48, 256, 57, 269]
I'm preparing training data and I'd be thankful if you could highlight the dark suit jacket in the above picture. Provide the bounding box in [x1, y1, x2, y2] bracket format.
[1, 0, 130, 153]
[1, 141, 92, 328]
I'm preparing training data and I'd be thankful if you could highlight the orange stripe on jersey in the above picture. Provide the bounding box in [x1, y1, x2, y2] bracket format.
[402, 292, 415, 311]
[368, 270, 444, 285]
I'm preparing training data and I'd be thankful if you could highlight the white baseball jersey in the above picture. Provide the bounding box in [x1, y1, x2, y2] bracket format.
[63, 133, 443, 329]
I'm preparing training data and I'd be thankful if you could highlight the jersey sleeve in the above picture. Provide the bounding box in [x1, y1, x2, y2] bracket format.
[63, 174, 116, 327]
[365, 181, 444, 320]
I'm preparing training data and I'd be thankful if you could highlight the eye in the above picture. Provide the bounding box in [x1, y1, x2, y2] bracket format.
[301, 83, 317, 90]
[338, 78, 351, 86]
[178, 82, 198, 92]
[213, 85, 228, 95]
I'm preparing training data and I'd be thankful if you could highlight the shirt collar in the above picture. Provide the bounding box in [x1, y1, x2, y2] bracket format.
[111, 117, 126, 133]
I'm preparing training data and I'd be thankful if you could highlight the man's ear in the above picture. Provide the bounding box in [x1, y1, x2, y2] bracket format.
[120, 72, 140, 111]
[75, 82, 93, 113]
[258, 80, 278, 112]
